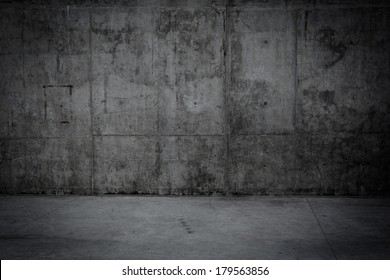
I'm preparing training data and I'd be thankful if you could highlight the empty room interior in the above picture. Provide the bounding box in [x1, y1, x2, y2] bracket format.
[0, 0, 389, 260]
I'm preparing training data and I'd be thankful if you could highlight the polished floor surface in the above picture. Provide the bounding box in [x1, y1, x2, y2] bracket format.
[0, 196, 389, 259]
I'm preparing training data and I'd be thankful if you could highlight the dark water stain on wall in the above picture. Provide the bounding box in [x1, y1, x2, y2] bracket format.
[186, 166, 217, 195]
[315, 26, 347, 69]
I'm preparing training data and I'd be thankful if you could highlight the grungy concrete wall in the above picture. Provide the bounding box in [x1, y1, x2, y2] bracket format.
[0, 0, 389, 195]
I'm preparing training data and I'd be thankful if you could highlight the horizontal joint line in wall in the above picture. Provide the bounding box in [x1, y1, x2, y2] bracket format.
[93, 134, 226, 137]
[228, 5, 390, 11]
[0, 137, 90, 140]
[6, 4, 390, 9]
[293, 131, 389, 136]
[0, 131, 387, 141]
[43, 85, 73, 88]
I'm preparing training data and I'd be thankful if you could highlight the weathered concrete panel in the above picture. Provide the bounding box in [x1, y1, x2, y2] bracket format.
[359, 134, 390, 195]
[0, 55, 25, 138]
[0, 139, 26, 193]
[296, 134, 390, 195]
[0, 8, 26, 190]
[229, 133, 390, 196]
[362, 8, 390, 133]
[158, 8, 225, 135]
[23, 59, 91, 138]
[228, 9, 295, 134]
[94, 135, 225, 194]
[159, 136, 225, 194]
[296, 134, 364, 195]
[91, 7, 224, 136]
[0, 7, 25, 138]
[23, 137, 92, 194]
[0, 6, 23, 55]
[23, 7, 90, 55]
[228, 135, 297, 194]
[91, 7, 159, 135]
[93, 136, 160, 194]
[296, 8, 390, 133]
[22, 7, 91, 138]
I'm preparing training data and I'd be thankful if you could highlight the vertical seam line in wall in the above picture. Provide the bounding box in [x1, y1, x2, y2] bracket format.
[293, 9, 298, 134]
[306, 198, 338, 259]
[223, 4, 229, 193]
[293, 9, 299, 191]
[154, 16, 162, 194]
[22, 4, 27, 177]
[88, 9, 94, 194]
[362, 9, 367, 99]
[22, 5, 25, 90]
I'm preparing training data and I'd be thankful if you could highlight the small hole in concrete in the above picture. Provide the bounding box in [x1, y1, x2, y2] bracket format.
[264, 101, 268, 106]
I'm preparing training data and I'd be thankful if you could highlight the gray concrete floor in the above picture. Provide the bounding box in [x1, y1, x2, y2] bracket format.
[0, 196, 389, 259]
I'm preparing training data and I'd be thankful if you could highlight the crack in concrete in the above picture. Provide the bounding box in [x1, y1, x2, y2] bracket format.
[9, 197, 80, 235]
[306, 198, 338, 260]
[209, 196, 216, 212]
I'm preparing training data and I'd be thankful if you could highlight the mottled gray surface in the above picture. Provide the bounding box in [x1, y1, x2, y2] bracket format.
[0, 196, 389, 259]
[0, 0, 389, 195]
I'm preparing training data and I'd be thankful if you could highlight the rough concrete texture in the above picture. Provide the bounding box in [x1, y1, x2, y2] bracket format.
[1, 196, 389, 259]
[0, 0, 389, 195]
